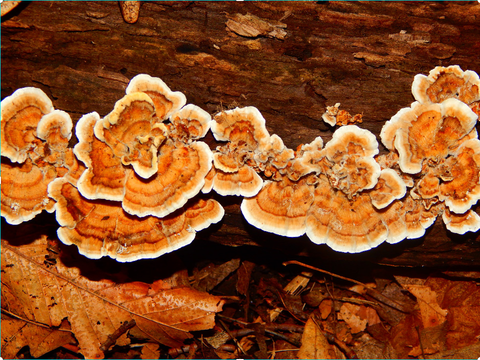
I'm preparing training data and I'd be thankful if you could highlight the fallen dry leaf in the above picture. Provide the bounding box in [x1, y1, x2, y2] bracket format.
[191, 258, 241, 292]
[1, 315, 75, 358]
[297, 317, 334, 359]
[140, 342, 161, 359]
[1, 236, 224, 359]
[395, 276, 448, 328]
[339, 303, 368, 333]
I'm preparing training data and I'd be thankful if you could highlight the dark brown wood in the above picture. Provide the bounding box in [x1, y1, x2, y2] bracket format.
[2, 1, 480, 267]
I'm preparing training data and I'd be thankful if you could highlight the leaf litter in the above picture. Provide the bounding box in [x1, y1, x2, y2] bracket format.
[2, 218, 480, 359]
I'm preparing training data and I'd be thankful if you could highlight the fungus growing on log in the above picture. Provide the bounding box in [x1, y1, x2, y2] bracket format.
[1, 88, 75, 224]
[209, 107, 271, 197]
[412, 65, 480, 105]
[75, 109, 213, 218]
[381, 98, 477, 174]
[241, 176, 314, 237]
[381, 89, 480, 234]
[49, 177, 224, 262]
[1, 87, 54, 163]
[75, 75, 213, 218]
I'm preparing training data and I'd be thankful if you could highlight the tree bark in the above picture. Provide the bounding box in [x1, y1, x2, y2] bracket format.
[2, 1, 480, 267]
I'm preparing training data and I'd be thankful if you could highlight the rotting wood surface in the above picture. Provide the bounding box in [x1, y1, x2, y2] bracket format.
[2, 1, 480, 267]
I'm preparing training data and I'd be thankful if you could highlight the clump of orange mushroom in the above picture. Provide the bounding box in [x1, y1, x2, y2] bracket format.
[75, 75, 214, 218]
[1, 88, 77, 224]
[322, 103, 363, 127]
[210, 106, 279, 196]
[412, 65, 480, 107]
[381, 95, 480, 234]
[242, 125, 410, 252]
[48, 174, 224, 262]
[4, 66, 480, 258]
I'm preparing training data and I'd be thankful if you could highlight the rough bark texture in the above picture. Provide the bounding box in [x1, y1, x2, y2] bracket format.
[2, 1, 480, 267]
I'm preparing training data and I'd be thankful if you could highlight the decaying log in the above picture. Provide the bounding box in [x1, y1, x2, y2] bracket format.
[2, 1, 480, 267]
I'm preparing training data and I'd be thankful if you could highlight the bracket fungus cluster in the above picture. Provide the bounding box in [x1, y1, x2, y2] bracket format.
[2, 75, 223, 262]
[2, 65, 480, 259]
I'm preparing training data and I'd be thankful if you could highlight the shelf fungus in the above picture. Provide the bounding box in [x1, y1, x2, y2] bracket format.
[241, 176, 315, 237]
[48, 176, 224, 262]
[1, 88, 76, 224]
[209, 106, 272, 197]
[322, 103, 363, 127]
[412, 65, 480, 106]
[381, 96, 480, 234]
[241, 125, 412, 252]
[75, 103, 213, 218]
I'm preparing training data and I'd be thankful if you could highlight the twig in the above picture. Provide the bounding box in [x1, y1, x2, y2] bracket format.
[218, 319, 248, 355]
[168, 343, 236, 357]
[416, 326, 425, 359]
[283, 260, 410, 313]
[100, 319, 136, 352]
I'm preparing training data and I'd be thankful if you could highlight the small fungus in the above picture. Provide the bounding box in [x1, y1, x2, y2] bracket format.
[209, 106, 272, 197]
[322, 103, 363, 126]
[412, 65, 480, 105]
[94, 92, 167, 179]
[126, 74, 186, 120]
[369, 169, 407, 210]
[442, 208, 480, 235]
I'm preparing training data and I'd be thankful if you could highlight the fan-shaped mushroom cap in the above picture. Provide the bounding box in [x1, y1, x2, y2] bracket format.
[305, 176, 388, 253]
[75, 111, 213, 218]
[170, 104, 212, 141]
[241, 177, 314, 237]
[439, 138, 480, 214]
[1, 159, 56, 225]
[48, 178, 224, 262]
[325, 125, 379, 160]
[254, 134, 295, 172]
[35, 110, 73, 167]
[212, 166, 263, 197]
[369, 169, 407, 209]
[211, 106, 270, 150]
[383, 99, 477, 174]
[324, 125, 381, 198]
[1, 87, 54, 163]
[412, 65, 480, 105]
[126, 74, 187, 120]
[288, 137, 324, 181]
[94, 92, 168, 179]
[442, 208, 480, 235]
